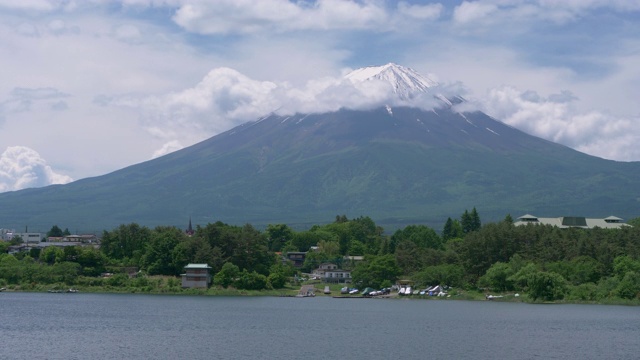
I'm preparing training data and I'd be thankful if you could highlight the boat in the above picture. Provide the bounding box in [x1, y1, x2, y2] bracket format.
[323, 286, 331, 294]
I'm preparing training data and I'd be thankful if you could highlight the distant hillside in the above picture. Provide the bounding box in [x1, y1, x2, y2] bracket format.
[0, 105, 638, 233]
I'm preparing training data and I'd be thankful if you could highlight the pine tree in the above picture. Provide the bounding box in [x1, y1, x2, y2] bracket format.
[443, 217, 454, 240]
[471, 207, 481, 231]
[461, 210, 472, 233]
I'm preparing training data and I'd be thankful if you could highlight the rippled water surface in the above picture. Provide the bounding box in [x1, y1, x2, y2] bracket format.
[1, 292, 639, 359]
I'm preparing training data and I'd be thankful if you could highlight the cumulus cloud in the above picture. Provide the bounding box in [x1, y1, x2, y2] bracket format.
[480, 86, 640, 161]
[104, 66, 459, 147]
[171, 0, 445, 34]
[151, 140, 184, 159]
[0, 146, 73, 192]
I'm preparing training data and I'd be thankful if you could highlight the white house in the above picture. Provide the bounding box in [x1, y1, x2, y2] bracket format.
[181, 263, 212, 288]
[314, 263, 351, 283]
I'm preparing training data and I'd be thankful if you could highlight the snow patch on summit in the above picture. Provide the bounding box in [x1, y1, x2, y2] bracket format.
[345, 63, 438, 100]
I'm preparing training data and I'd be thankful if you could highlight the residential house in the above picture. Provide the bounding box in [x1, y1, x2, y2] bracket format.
[312, 263, 338, 278]
[181, 263, 212, 288]
[286, 252, 306, 268]
[314, 263, 351, 283]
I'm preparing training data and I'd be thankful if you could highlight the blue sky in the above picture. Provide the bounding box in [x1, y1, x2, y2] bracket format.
[1, 0, 639, 192]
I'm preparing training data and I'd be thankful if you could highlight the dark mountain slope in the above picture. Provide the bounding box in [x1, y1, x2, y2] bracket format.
[1, 106, 638, 232]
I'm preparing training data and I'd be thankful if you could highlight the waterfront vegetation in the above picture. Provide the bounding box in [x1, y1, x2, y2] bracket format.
[1, 211, 640, 304]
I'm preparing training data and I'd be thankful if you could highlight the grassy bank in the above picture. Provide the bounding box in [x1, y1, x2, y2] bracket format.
[3, 279, 639, 305]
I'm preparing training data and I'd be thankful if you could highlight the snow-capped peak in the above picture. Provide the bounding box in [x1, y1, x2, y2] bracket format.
[344, 63, 438, 99]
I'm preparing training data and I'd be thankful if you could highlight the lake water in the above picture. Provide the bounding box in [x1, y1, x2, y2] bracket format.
[1, 292, 639, 360]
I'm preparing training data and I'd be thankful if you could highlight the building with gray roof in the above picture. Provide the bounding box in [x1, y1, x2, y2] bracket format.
[514, 214, 631, 229]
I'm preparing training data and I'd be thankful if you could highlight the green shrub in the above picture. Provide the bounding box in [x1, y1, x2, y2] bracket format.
[527, 271, 567, 302]
[615, 271, 640, 299]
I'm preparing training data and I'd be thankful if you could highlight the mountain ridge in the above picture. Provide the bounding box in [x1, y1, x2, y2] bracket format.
[0, 104, 637, 233]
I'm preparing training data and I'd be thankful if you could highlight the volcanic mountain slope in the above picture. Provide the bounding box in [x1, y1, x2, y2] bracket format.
[0, 64, 639, 232]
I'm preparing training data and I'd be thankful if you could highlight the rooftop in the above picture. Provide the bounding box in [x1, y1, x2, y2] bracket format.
[514, 214, 631, 229]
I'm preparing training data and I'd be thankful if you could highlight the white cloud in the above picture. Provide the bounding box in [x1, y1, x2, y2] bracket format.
[480, 86, 640, 161]
[397, 2, 443, 20]
[171, 0, 445, 34]
[0, 0, 55, 12]
[453, 1, 498, 24]
[152, 140, 184, 159]
[105, 66, 460, 149]
[0, 0, 638, 193]
[114, 24, 142, 43]
[0, 146, 73, 192]
[452, 0, 640, 25]
[0, 87, 70, 119]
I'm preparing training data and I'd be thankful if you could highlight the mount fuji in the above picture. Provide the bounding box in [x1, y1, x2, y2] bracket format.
[345, 63, 438, 99]
[0, 64, 639, 232]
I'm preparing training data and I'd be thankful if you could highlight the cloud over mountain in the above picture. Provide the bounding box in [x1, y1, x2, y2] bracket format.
[0, 146, 73, 192]
[480, 86, 640, 161]
[106, 65, 463, 149]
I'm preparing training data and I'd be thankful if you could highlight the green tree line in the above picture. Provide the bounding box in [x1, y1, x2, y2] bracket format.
[1, 211, 640, 301]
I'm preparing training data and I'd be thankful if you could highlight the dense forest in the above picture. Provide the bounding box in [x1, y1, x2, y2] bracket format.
[1, 209, 640, 302]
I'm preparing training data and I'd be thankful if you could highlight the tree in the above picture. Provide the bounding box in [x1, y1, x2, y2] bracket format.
[442, 217, 455, 241]
[76, 247, 106, 276]
[335, 214, 348, 223]
[141, 226, 182, 275]
[479, 262, 514, 291]
[232, 224, 273, 275]
[527, 271, 567, 301]
[47, 225, 64, 238]
[615, 271, 640, 299]
[613, 256, 640, 279]
[351, 254, 401, 289]
[301, 250, 328, 273]
[461, 208, 481, 234]
[470, 207, 481, 231]
[10, 235, 23, 245]
[412, 264, 465, 287]
[317, 240, 340, 258]
[39, 246, 64, 265]
[214, 262, 240, 288]
[390, 225, 442, 254]
[266, 224, 294, 252]
[236, 269, 268, 290]
[100, 223, 152, 262]
[461, 210, 472, 234]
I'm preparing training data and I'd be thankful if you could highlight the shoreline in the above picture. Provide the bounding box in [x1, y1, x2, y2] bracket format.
[3, 285, 639, 306]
